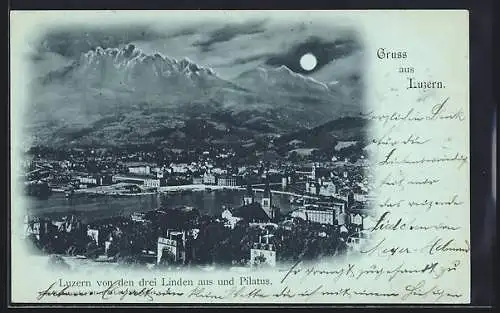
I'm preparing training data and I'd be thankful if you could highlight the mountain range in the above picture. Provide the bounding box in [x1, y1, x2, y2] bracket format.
[26, 44, 365, 148]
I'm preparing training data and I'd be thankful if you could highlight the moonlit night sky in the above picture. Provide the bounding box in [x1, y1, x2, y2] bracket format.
[28, 14, 364, 83]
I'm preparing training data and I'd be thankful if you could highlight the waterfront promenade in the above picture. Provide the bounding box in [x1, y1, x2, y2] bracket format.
[54, 182, 318, 200]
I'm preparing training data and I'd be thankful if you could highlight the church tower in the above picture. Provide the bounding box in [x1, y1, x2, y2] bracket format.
[347, 191, 355, 209]
[311, 164, 316, 181]
[243, 183, 254, 205]
[271, 203, 280, 221]
[261, 181, 272, 215]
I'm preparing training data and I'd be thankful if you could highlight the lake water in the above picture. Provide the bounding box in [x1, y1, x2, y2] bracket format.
[25, 190, 295, 222]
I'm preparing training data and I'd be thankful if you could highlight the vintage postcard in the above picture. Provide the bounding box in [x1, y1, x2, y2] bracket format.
[9, 10, 470, 304]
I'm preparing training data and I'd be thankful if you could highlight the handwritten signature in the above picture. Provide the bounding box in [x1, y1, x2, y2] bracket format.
[36, 280, 463, 301]
[279, 258, 462, 284]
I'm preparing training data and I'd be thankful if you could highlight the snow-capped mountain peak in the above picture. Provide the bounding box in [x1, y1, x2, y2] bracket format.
[40, 44, 224, 91]
[237, 65, 330, 92]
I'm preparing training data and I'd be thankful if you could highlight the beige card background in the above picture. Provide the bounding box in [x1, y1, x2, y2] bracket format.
[10, 10, 470, 304]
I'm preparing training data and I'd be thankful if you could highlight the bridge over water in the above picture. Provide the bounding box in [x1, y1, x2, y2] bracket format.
[238, 181, 316, 199]
[247, 187, 318, 200]
[155, 182, 316, 200]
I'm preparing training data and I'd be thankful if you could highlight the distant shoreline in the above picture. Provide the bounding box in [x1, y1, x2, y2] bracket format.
[51, 184, 317, 199]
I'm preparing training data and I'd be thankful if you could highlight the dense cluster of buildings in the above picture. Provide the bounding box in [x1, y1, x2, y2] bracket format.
[22, 144, 373, 267]
[24, 174, 371, 268]
[23, 145, 372, 196]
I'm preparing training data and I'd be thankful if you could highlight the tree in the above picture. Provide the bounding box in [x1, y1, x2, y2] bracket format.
[288, 151, 302, 163]
[47, 255, 70, 271]
[159, 248, 176, 266]
[85, 241, 99, 259]
[335, 239, 348, 256]
[253, 254, 267, 266]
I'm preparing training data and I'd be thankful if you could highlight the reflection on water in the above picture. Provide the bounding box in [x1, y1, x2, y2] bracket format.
[25, 190, 294, 222]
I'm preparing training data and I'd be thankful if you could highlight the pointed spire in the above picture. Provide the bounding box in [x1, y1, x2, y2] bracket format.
[263, 179, 271, 198]
[243, 181, 254, 205]
[246, 183, 253, 197]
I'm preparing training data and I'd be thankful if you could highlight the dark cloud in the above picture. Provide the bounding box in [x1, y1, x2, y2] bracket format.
[286, 22, 307, 34]
[193, 20, 267, 52]
[220, 53, 273, 67]
[265, 35, 362, 75]
[37, 26, 167, 59]
[166, 27, 197, 39]
[29, 53, 46, 62]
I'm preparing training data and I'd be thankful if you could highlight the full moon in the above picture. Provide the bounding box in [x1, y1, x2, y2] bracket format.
[299, 53, 317, 71]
